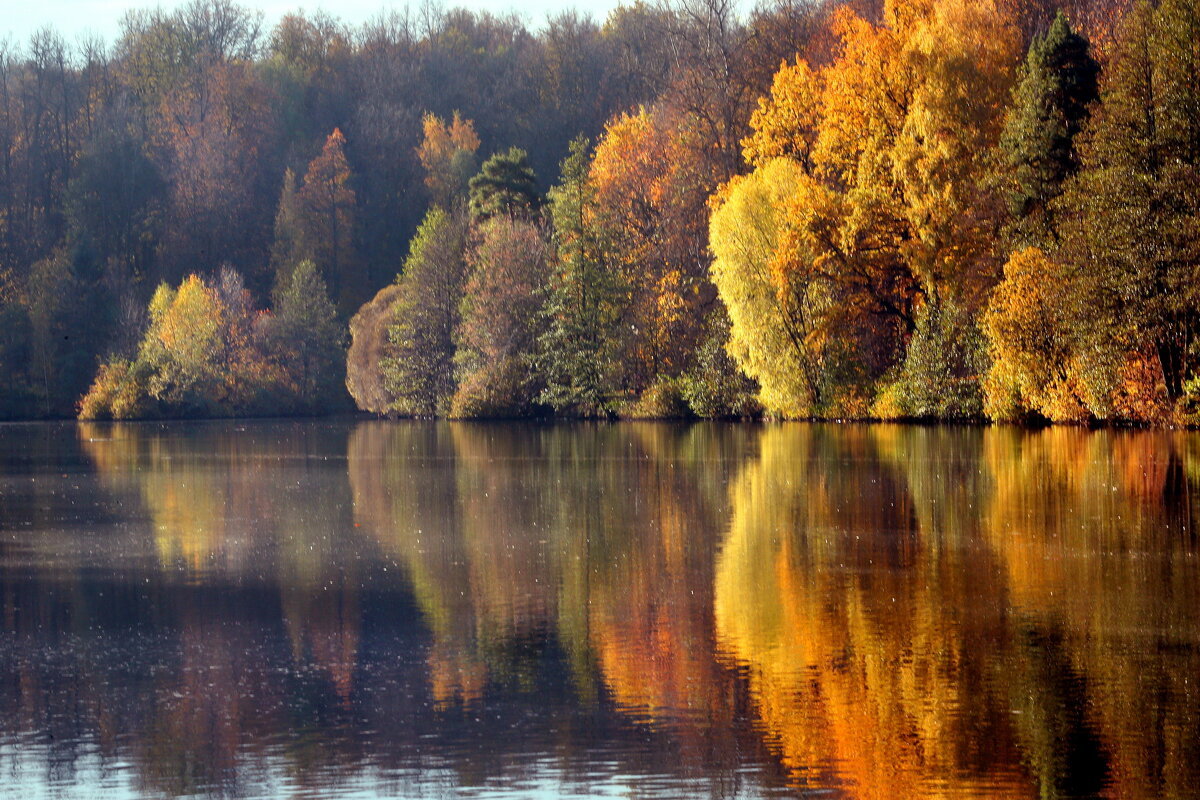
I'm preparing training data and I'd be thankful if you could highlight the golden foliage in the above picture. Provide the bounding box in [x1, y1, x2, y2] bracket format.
[416, 111, 480, 207]
[589, 106, 712, 389]
[743, 59, 823, 169]
[710, 158, 831, 417]
[716, 0, 1022, 416]
[981, 247, 1085, 422]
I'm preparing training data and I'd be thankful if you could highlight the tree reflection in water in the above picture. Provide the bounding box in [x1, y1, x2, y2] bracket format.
[0, 420, 1196, 798]
[715, 424, 1200, 799]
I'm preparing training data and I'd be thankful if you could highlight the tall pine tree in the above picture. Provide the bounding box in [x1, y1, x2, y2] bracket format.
[1062, 0, 1200, 402]
[996, 12, 1100, 248]
[269, 168, 304, 289]
[537, 137, 624, 417]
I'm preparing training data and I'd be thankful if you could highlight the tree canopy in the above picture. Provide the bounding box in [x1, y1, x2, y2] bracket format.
[0, 0, 1188, 425]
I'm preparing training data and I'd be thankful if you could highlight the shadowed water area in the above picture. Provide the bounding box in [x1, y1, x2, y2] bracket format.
[0, 420, 1197, 799]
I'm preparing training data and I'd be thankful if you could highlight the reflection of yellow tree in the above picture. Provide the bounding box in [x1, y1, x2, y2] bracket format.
[79, 420, 365, 712]
[80, 422, 266, 570]
[984, 428, 1200, 800]
[715, 425, 1032, 799]
[716, 423, 1200, 799]
[80, 422, 359, 579]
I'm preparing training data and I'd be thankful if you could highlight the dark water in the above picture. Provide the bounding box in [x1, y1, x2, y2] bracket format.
[0, 421, 1197, 799]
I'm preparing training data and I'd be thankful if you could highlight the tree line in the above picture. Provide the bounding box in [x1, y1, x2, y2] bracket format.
[5, 0, 1183, 424]
[715, 0, 1200, 425]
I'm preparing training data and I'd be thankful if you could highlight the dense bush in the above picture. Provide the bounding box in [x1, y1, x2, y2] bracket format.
[679, 309, 761, 419]
[346, 284, 404, 415]
[879, 299, 987, 421]
[78, 269, 344, 419]
[622, 377, 693, 420]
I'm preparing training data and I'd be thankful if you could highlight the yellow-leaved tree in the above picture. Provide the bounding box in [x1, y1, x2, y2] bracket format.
[709, 158, 833, 419]
[416, 111, 481, 209]
[981, 248, 1087, 422]
[713, 0, 1020, 418]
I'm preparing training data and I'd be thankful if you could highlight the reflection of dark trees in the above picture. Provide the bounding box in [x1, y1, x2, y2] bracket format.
[1, 420, 778, 797]
[0, 573, 288, 796]
[983, 427, 1200, 800]
[347, 420, 776, 795]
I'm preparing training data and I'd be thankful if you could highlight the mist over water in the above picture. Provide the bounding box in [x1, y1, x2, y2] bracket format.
[1, 420, 1197, 798]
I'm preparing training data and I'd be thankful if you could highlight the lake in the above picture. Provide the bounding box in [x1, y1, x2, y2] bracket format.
[0, 420, 1197, 799]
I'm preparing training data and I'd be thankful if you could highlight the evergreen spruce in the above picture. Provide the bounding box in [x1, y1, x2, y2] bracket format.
[1062, 0, 1200, 402]
[537, 137, 624, 417]
[468, 147, 540, 223]
[997, 11, 1099, 248]
[271, 260, 346, 412]
[269, 169, 304, 291]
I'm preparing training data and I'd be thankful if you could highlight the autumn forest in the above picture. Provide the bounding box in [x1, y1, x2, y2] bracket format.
[1, 0, 1196, 424]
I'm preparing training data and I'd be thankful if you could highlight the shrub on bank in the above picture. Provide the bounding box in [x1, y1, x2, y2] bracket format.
[79, 268, 345, 419]
[622, 377, 693, 420]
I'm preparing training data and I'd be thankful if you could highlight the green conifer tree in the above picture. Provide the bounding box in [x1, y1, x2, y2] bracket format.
[270, 259, 346, 411]
[467, 147, 540, 223]
[381, 208, 470, 415]
[537, 137, 624, 417]
[269, 168, 304, 290]
[1062, 0, 1200, 402]
[997, 11, 1099, 248]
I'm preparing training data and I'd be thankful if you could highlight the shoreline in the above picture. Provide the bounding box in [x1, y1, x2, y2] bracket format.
[1, 412, 1191, 431]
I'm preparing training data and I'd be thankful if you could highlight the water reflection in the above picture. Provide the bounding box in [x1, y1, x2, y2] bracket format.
[714, 425, 1200, 799]
[346, 422, 764, 772]
[0, 421, 1197, 798]
[981, 428, 1200, 800]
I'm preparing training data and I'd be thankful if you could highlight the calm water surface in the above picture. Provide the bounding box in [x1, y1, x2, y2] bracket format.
[0, 420, 1197, 799]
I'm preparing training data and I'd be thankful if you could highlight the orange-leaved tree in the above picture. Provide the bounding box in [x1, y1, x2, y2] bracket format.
[589, 106, 714, 397]
[297, 128, 363, 314]
[713, 0, 1021, 417]
[416, 111, 481, 209]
